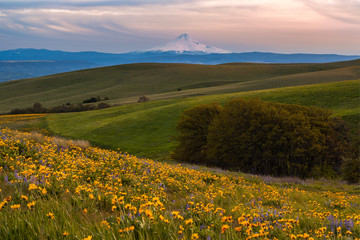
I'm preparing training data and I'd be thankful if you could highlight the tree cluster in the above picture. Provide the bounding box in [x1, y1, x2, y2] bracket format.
[10, 102, 111, 114]
[172, 98, 356, 180]
[83, 96, 109, 104]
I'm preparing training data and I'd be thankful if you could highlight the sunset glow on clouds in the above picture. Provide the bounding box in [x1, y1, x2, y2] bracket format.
[0, 0, 359, 54]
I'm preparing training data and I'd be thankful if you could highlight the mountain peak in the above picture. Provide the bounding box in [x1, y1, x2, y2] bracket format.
[145, 34, 231, 54]
[177, 33, 190, 40]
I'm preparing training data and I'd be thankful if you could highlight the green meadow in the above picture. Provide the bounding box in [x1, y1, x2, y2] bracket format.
[0, 59, 358, 113]
[46, 80, 360, 160]
[0, 61, 359, 239]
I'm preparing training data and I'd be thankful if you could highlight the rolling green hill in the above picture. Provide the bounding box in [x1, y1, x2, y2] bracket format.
[46, 80, 360, 160]
[0, 59, 359, 113]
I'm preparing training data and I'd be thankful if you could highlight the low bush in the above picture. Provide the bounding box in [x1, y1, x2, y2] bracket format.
[83, 97, 99, 104]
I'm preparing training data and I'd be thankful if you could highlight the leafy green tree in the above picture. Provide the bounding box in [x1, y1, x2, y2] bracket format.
[172, 103, 222, 164]
[205, 98, 349, 178]
[341, 157, 360, 184]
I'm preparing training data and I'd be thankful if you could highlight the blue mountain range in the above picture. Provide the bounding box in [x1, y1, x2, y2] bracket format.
[1, 35, 359, 82]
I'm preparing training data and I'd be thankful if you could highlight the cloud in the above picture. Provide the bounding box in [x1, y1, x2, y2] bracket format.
[0, 0, 359, 54]
[0, 0, 192, 9]
[299, 0, 360, 25]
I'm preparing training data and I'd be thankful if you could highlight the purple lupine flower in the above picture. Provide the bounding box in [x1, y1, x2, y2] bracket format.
[14, 172, 22, 181]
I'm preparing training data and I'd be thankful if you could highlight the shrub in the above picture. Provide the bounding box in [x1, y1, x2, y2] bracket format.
[10, 103, 47, 114]
[10, 108, 27, 114]
[172, 103, 222, 164]
[206, 98, 349, 178]
[83, 97, 99, 104]
[97, 102, 110, 109]
[138, 96, 150, 102]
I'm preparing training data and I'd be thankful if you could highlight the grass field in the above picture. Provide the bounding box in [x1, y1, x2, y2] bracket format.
[0, 59, 358, 113]
[45, 80, 360, 160]
[0, 60, 359, 239]
[1, 128, 359, 239]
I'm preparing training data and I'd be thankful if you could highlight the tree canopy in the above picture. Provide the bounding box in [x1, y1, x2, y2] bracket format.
[173, 98, 351, 179]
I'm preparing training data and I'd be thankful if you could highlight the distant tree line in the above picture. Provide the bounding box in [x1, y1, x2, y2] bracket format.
[172, 98, 359, 183]
[10, 101, 111, 114]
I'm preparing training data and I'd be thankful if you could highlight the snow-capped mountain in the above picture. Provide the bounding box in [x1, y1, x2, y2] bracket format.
[145, 33, 231, 54]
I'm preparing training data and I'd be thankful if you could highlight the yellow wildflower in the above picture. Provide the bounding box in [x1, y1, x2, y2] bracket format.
[185, 218, 193, 225]
[28, 184, 37, 191]
[101, 220, 110, 229]
[144, 209, 153, 219]
[191, 233, 199, 240]
[46, 212, 55, 219]
[21, 195, 28, 201]
[27, 201, 36, 209]
[289, 234, 297, 240]
[221, 224, 230, 233]
[11, 204, 21, 210]
[235, 226, 242, 232]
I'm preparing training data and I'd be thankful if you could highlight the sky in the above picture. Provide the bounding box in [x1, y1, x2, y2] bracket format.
[0, 0, 359, 54]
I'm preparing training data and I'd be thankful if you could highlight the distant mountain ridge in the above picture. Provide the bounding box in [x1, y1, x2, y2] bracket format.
[1, 34, 359, 82]
[0, 60, 100, 82]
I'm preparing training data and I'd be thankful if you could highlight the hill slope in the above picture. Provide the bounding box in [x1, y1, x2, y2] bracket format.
[1, 48, 359, 82]
[1, 128, 359, 239]
[46, 80, 360, 160]
[0, 59, 359, 113]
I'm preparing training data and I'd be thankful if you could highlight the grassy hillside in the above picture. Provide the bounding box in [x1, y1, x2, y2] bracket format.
[0, 59, 359, 113]
[1, 128, 359, 239]
[46, 80, 360, 160]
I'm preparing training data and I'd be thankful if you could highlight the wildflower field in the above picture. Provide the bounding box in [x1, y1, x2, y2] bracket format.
[0, 114, 48, 125]
[0, 128, 359, 240]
